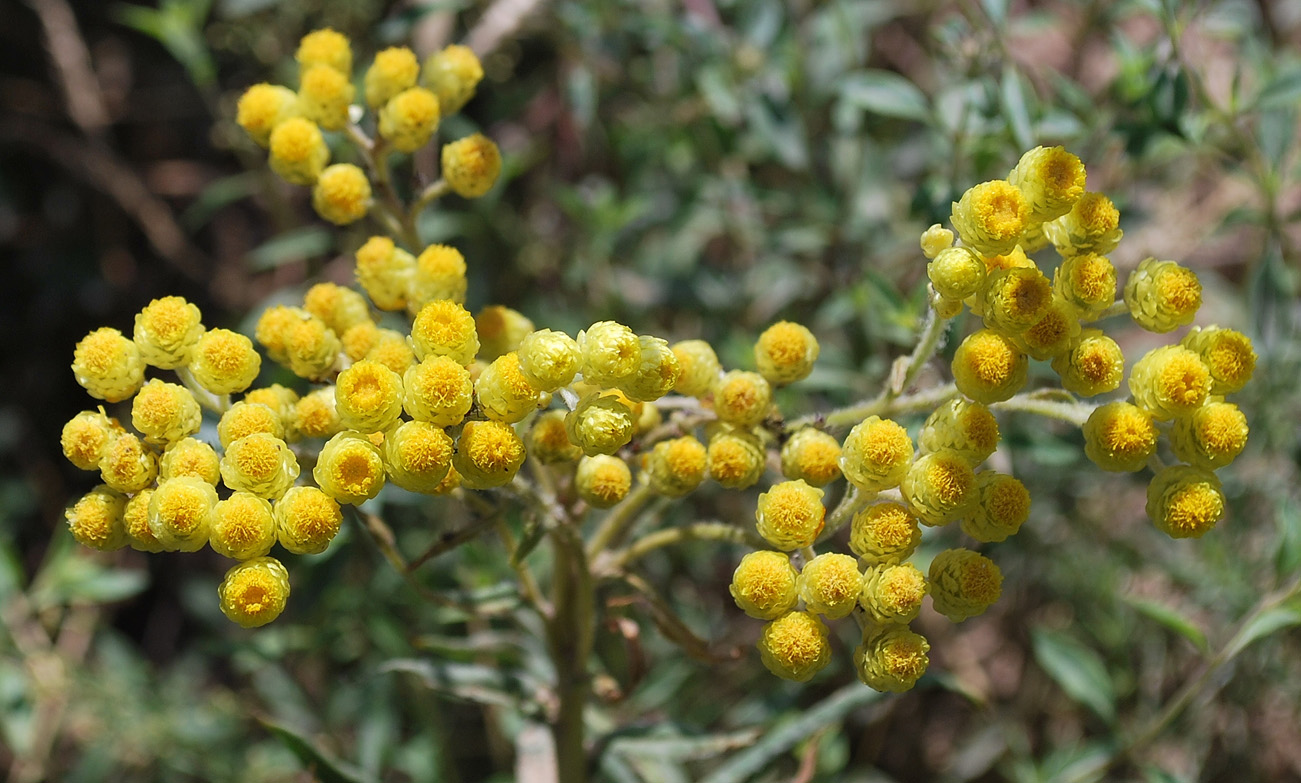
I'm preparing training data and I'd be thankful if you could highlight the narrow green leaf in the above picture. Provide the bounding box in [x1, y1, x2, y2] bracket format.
[1001, 65, 1034, 150]
[511, 515, 547, 568]
[261, 720, 375, 783]
[981, 0, 1010, 26]
[610, 728, 761, 761]
[1123, 597, 1209, 654]
[380, 658, 544, 715]
[839, 70, 930, 121]
[1226, 598, 1301, 659]
[1030, 629, 1116, 724]
[1256, 68, 1301, 111]
[1275, 500, 1301, 580]
[247, 226, 332, 271]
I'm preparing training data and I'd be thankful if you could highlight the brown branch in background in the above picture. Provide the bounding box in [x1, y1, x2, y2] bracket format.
[23, 0, 109, 135]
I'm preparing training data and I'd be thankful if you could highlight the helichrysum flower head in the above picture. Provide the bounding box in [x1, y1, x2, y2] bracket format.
[780, 427, 842, 487]
[1054, 253, 1117, 320]
[755, 479, 825, 551]
[1129, 345, 1211, 420]
[707, 426, 766, 489]
[671, 339, 722, 397]
[335, 360, 404, 434]
[298, 63, 354, 131]
[454, 420, 527, 490]
[236, 83, 298, 147]
[1083, 401, 1158, 472]
[296, 28, 351, 75]
[291, 387, 341, 439]
[855, 626, 930, 693]
[758, 611, 831, 682]
[72, 327, 145, 403]
[134, 296, 204, 369]
[713, 370, 773, 429]
[529, 410, 582, 463]
[920, 223, 955, 259]
[99, 433, 157, 493]
[210, 492, 276, 560]
[312, 163, 372, 225]
[131, 379, 201, 446]
[475, 306, 535, 362]
[951, 179, 1029, 256]
[1147, 465, 1225, 539]
[160, 437, 220, 485]
[218, 402, 282, 448]
[269, 117, 329, 185]
[961, 471, 1031, 543]
[517, 329, 580, 392]
[356, 236, 416, 312]
[379, 87, 440, 153]
[283, 315, 343, 380]
[919, 398, 999, 466]
[1045, 191, 1122, 257]
[1124, 258, 1202, 333]
[243, 384, 300, 422]
[221, 433, 300, 500]
[928, 246, 986, 300]
[66, 486, 127, 551]
[754, 321, 819, 386]
[442, 134, 501, 198]
[840, 416, 913, 492]
[409, 244, 468, 311]
[901, 449, 975, 527]
[565, 393, 634, 456]
[798, 553, 863, 619]
[412, 299, 479, 365]
[254, 305, 302, 365]
[1171, 402, 1249, 470]
[384, 420, 454, 493]
[1006, 145, 1086, 223]
[1018, 298, 1082, 361]
[341, 321, 381, 361]
[929, 548, 1002, 622]
[850, 502, 921, 564]
[190, 328, 261, 395]
[730, 551, 799, 620]
[314, 432, 386, 504]
[218, 556, 290, 628]
[952, 329, 1027, 404]
[982, 266, 1053, 334]
[476, 353, 541, 423]
[1052, 329, 1125, 397]
[421, 44, 483, 115]
[124, 489, 165, 552]
[576, 455, 632, 509]
[149, 476, 218, 552]
[403, 356, 473, 426]
[647, 436, 708, 497]
[1181, 326, 1256, 395]
[365, 46, 419, 109]
[275, 485, 343, 553]
[61, 409, 123, 470]
[859, 562, 927, 624]
[365, 330, 417, 375]
[616, 335, 680, 402]
[578, 321, 641, 386]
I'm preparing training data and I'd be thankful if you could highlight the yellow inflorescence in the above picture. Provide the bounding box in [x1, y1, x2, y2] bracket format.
[758, 611, 831, 682]
[575, 455, 632, 509]
[442, 134, 502, 198]
[755, 480, 825, 551]
[730, 551, 800, 620]
[218, 557, 291, 628]
[840, 416, 913, 492]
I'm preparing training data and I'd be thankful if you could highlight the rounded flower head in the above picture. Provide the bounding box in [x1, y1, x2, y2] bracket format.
[780, 427, 842, 487]
[1045, 191, 1122, 257]
[758, 611, 831, 683]
[269, 117, 329, 185]
[291, 387, 342, 440]
[1129, 345, 1212, 420]
[1182, 326, 1256, 395]
[1006, 145, 1086, 223]
[1051, 329, 1124, 397]
[384, 420, 454, 493]
[284, 315, 343, 380]
[210, 492, 276, 560]
[149, 476, 218, 552]
[298, 63, 354, 131]
[647, 436, 708, 498]
[411, 299, 479, 365]
[1147, 465, 1225, 539]
[517, 329, 580, 392]
[578, 321, 641, 387]
[952, 329, 1027, 404]
[98, 433, 157, 493]
[312, 163, 372, 225]
[314, 432, 386, 505]
[296, 28, 351, 75]
[850, 502, 921, 564]
[960, 471, 1030, 543]
[190, 329, 261, 395]
[612, 335, 678, 402]
[951, 179, 1029, 256]
[730, 551, 799, 620]
[855, 626, 930, 693]
[254, 305, 302, 365]
[442, 133, 502, 198]
[365, 46, 419, 109]
[218, 556, 290, 628]
[66, 486, 127, 551]
[713, 370, 773, 429]
[335, 360, 404, 434]
[1054, 253, 1117, 320]
[798, 553, 863, 619]
[275, 485, 344, 553]
[72, 327, 144, 403]
[1124, 258, 1202, 333]
[236, 83, 298, 147]
[454, 419, 527, 490]
[840, 416, 913, 492]
[476, 352, 541, 423]
[379, 87, 440, 153]
[707, 427, 766, 489]
[859, 563, 927, 624]
[134, 296, 204, 369]
[928, 246, 986, 300]
[61, 409, 123, 470]
[920, 223, 955, 259]
[919, 398, 999, 466]
[575, 455, 632, 509]
[1171, 402, 1248, 470]
[754, 321, 819, 386]
[529, 410, 582, 463]
[160, 437, 220, 485]
[341, 321, 381, 361]
[901, 449, 975, 527]
[475, 306, 535, 363]
[131, 379, 201, 445]
[755, 479, 825, 551]
[124, 490, 165, 552]
[565, 393, 634, 457]
[421, 44, 483, 115]
[928, 548, 1002, 622]
[365, 330, 416, 375]
[355, 236, 416, 312]
[409, 244, 468, 311]
[1083, 401, 1159, 472]
[242, 384, 300, 422]
[221, 433, 299, 500]
[671, 339, 722, 397]
[1017, 298, 1081, 360]
[403, 356, 473, 426]
[981, 267, 1053, 334]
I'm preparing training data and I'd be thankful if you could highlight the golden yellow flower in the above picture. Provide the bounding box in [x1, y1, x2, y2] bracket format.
[706, 426, 766, 489]
[384, 420, 454, 493]
[134, 296, 205, 369]
[928, 246, 986, 301]
[291, 387, 341, 440]
[576, 455, 632, 509]
[190, 328, 261, 395]
[409, 244, 468, 311]
[928, 547, 1002, 622]
[72, 327, 144, 403]
[1124, 257, 1202, 333]
[952, 329, 1027, 404]
[314, 432, 386, 505]
[1129, 345, 1212, 420]
[149, 476, 218, 552]
[849, 502, 921, 565]
[411, 299, 480, 365]
[1054, 253, 1116, 320]
[1018, 298, 1081, 360]
[218, 401, 283, 449]
[730, 551, 799, 620]
[379, 87, 440, 153]
[131, 379, 201, 446]
[859, 562, 927, 624]
[269, 117, 329, 186]
[66, 485, 128, 551]
[1170, 401, 1249, 470]
[454, 419, 527, 490]
[1147, 465, 1225, 539]
[713, 370, 773, 429]
[758, 611, 831, 683]
[840, 416, 913, 492]
[920, 223, 954, 259]
[918, 398, 999, 466]
[355, 236, 416, 312]
[960, 471, 1031, 543]
[1044, 191, 1122, 257]
[296, 28, 351, 75]
[1082, 401, 1158, 472]
[218, 556, 290, 628]
[1181, 326, 1256, 395]
[365, 46, 419, 109]
[210, 492, 277, 560]
[578, 321, 641, 387]
[797, 553, 862, 619]
[61, 409, 123, 470]
[646, 436, 708, 498]
[900, 449, 975, 527]
[671, 339, 722, 397]
[124, 489, 165, 552]
[565, 393, 634, 457]
[275, 485, 344, 553]
[298, 63, 354, 131]
[754, 321, 819, 386]
[335, 360, 404, 434]
[421, 44, 483, 115]
[528, 411, 581, 463]
[1051, 329, 1124, 397]
[312, 163, 372, 225]
[236, 83, 298, 147]
[755, 479, 825, 551]
[98, 433, 157, 493]
[1006, 145, 1086, 223]
[221, 433, 300, 500]
[159, 437, 220, 485]
[951, 180, 1029, 256]
[855, 626, 930, 693]
[779, 427, 842, 487]
[442, 133, 502, 198]
[981, 267, 1053, 334]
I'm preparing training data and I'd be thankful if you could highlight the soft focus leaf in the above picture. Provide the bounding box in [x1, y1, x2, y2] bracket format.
[261, 719, 375, 783]
[1001, 65, 1035, 150]
[1123, 597, 1209, 654]
[1031, 629, 1116, 724]
[840, 70, 930, 121]
[1226, 598, 1301, 659]
[247, 226, 332, 271]
[1256, 67, 1301, 110]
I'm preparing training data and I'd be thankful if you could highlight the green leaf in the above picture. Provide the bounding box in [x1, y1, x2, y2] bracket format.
[609, 728, 762, 762]
[981, 0, 1010, 26]
[379, 659, 544, 715]
[1123, 597, 1208, 654]
[181, 173, 258, 230]
[839, 70, 930, 121]
[1275, 500, 1301, 580]
[511, 515, 547, 568]
[1030, 629, 1116, 724]
[246, 226, 332, 271]
[116, 1, 217, 88]
[1001, 65, 1034, 150]
[1256, 68, 1301, 111]
[261, 719, 376, 783]
[1225, 598, 1301, 659]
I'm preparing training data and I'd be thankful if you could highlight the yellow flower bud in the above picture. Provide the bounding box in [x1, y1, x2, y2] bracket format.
[365, 330, 416, 375]
[755, 479, 825, 551]
[408, 244, 468, 312]
[575, 455, 632, 509]
[1051, 328, 1124, 397]
[364, 46, 419, 109]
[1054, 253, 1116, 320]
[253, 305, 301, 365]
[335, 360, 404, 434]
[98, 433, 157, 493]
[72, 327, 145, 403]
[1181, 326, 1256, 396]
[314, 431, 386, 504]
[1016, 297, 1081, 361]
[124, 489, 165, 552]
[454, 419, 527, 490]
[269, 117, 329, 185]
[189, 328, 261, 395]
[210, 492, 277, 560]
[296, 28, 351, 75]
[779, 427, 841, 487]
[341, 321, 380, 361]
[671, 339, 722, 397]
[713, 370, 773, 429]
[217, 402, 282, 449]
[134, 296, 204, 369]
[1147, 465, 1225, 539]
[618, 336, 681, 401]
[859, 562, 927, 624]
[960, 471, 1030, 543]
[476, 306, 536, 362]
[647, 436, 708, 497]
[932, 291, 964, 319]
[283, 314, 343, 380]
[952, 329, 1027, 404]
[754, 321, 819, 386]
[918, 398, 999, 466]
[221, 433, 299, 500]
[275, 485, 344, 553]
[312, 163, 371, 225]
[840, 415, 913, 492]
[411, 299, 480, 365]
[707, 426, 766, 489]
[442, 133, 502, 198]
[159, 437, 220, 485]
[951, 180, 1029, 256]
[798, 553, 862, 619]
[1124, 257, 1202, 333]
[131, 379, 201, 446]
[66, 485, 127, 551]
[242, 384, 300, 422]
[61, 409, 123, 470]
[1170, 401, 1248, 470]
[855, 626, 930, 693]
[298, 63, 354, 131]
[218, 556, 290, 628]
[403, 356, 473, 427]
[356, 236, 416, 312]
[149, 476, 218, 552]
[236, 83, 298, 147]
[1082, 401, 1158, 472]
[730, 551, 799, 620]
[928, 246, 986, 300]
[758, 611, 831, 683]
[1018, 217, 1049, 253]
[1044, 191, 1122, 257]
[1006, 145, 1086, 223]
[900, 449, 975, 527]
[379, 87, 440, 153]
[849, 502, 921, 564]
[1129, 345, 1211, 420]
[928, 547, 1002, 622]
[981, 266, 1053, 334]
[421, 44, 483, 115]
[303, 283, 371, 339]
[517, 329, 580, 392]
[565, 393, 633, 457]
[291, 387, 341, 440]
[578, 321, 641, 387]
[384, 420, 454, 493]
[920, 223, 955, 259]
[529, 410, 582, 464]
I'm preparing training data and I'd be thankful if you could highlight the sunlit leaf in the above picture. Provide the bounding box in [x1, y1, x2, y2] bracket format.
[1031, 629, 1116, 724]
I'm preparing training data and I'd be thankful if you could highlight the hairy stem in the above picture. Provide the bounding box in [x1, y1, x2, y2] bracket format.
[586, 483, 655, 560]
[610, 522, 766, 572]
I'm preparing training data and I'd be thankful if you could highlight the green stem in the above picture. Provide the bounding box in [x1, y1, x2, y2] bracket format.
[546, 521, 594, 783]
[609, 522, 766, 572]
[176, 366, 228, 413]
[586, 483, 655, 560]
[897, 305, 949, 397]
[793, 382, 959, 432]
[819, 485, 870, 542]
[990, 393, 1097, 427]
[409, 178, 450, 222]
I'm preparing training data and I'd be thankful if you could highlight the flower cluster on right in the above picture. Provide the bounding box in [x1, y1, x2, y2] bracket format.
[732, 146, 1256, 693]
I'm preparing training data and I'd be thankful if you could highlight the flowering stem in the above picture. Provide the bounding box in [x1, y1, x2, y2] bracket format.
[175, 366, 228, 414]
[609, 522, 765, 572]
[796, 382, 959, 432]
[585, 483, 655, 560]
[990, 393, 1097, 428]
[819, 485, 869, 542]
[410, 178, 449, 222]
[1094, 300, 1130, 321]
[895, 305, 949, 398]
[546, 521, 594, 783]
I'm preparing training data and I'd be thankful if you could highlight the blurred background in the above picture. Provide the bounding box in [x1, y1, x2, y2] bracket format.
[3, 0, 1301, 780]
